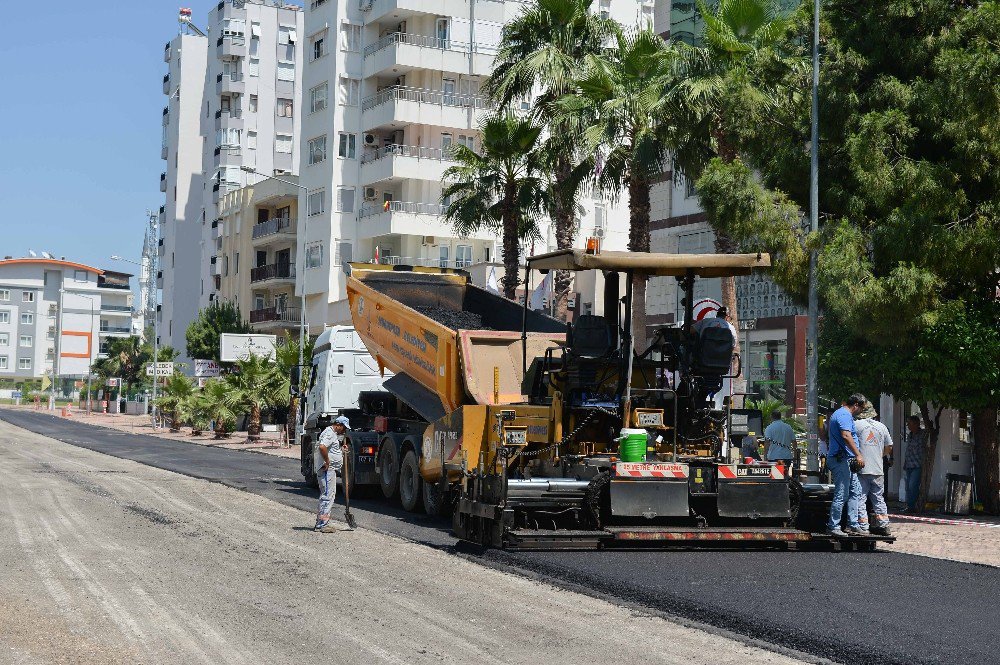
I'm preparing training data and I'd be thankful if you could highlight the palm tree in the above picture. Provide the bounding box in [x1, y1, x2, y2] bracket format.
[484, 0, 617, 317]
[667, 0, 798, 392]
[92, 337, 178, 394]
[442, 112, 550, 299]
[556, 28, 675, 349]
[223, 354, 289, 441]
[154, 373, 195, 432]
[200, 379, 237, 439]
[275, 337, 314, 444]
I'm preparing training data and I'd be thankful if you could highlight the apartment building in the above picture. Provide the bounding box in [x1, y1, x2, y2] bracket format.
[0, 257, 133, 387]
[295, 0, 648, 331]
[159, 1, 303, 367]
[216, 175, 301, 339]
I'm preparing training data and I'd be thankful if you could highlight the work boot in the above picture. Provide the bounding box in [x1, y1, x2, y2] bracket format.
[871, 524, 892, 536]
[827, 527, 848, 537]
[844, 526, 866, 536]
[314, 523, 338, 533]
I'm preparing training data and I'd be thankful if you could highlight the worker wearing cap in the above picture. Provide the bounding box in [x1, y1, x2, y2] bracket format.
[764, 409, 796, 464]
[854, 402, 893, 535]
[314, 415, 350, 533]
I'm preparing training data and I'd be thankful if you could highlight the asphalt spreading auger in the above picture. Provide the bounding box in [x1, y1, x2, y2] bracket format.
[341, 249, 893, 551]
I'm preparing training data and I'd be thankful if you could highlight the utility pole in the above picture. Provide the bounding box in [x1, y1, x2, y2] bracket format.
[148, 210, 161, 429]
[806, 0, 821, 475]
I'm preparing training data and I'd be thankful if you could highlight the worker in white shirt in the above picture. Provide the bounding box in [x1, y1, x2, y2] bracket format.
[314, 415, 350, 533]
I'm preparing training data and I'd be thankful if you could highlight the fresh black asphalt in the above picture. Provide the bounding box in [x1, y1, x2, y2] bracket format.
[4, 409, 997, 665]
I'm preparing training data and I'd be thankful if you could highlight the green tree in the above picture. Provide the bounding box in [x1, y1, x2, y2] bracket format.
[442, 111, 550, 298]
[692, 1, 1000, 512]
[275, 336, 314, 443]
[556, 28, 674, 348]
[91, 336, 179, 393]
[185, 301, 252, 362]
[154, 373, 195, 432]
[223, 354, 289, 440]
[485, 0, 617, 317]
[199, 379, 237, 439]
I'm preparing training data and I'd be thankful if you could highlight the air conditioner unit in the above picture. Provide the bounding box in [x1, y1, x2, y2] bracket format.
[273, 169, 288, 176]
[363, 133, 377, 146]
[364, 187, 378, 200]
[595, 226, 606, 239]
[422, 236, 435, 245]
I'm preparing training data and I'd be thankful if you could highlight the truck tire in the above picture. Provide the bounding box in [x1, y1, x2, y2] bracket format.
[301, 437, 318, 489]
[422, 478, 447, 516]
[399, 450, 422, 512]
[379, 441, 399, 499]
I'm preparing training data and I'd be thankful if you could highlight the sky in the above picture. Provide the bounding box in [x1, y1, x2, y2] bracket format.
[0, 1, 221, 276]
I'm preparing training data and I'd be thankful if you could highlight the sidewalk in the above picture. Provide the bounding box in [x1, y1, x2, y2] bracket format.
[3, 404, 298, 460]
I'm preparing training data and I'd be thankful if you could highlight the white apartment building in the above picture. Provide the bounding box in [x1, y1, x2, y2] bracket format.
[0, 257, 133, 386]
[159, 1, 303, 367]
[295, 0, 649, 331]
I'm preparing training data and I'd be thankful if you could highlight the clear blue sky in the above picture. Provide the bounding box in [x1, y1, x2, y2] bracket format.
[0, 1, 217, 276]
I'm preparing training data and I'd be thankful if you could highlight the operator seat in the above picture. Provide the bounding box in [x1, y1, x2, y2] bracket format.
[564, 315, 614, 405]
[687, 316, 736, 395]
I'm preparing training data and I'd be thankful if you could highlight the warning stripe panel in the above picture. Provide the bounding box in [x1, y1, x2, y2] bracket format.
[613, 530, 810, 542]
[615, 462, 689, 479]
[717, 464, 786, 480]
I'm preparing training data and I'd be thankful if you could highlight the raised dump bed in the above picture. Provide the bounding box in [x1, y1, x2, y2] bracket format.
[347, 265, 564, 418]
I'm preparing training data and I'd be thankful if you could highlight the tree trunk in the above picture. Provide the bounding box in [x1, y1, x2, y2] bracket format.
[713, 231, 745, 402]
[501, 199, 520, 300]
[552, 156, 576, 322]
[916, 404, 942, 513]
[249, 403, 261, 440]
[973, 407, 1000, 514]
[627, 172, 651, 352]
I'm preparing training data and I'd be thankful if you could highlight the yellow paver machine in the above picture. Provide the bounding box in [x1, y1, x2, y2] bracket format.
[344, 250, 887, 550]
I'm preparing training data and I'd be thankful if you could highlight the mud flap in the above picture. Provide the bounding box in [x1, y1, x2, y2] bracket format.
[610, 479, 689, 518]
[717, 481, 790, 519]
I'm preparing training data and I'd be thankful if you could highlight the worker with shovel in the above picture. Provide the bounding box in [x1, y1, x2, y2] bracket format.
[314, 415, 351, 533]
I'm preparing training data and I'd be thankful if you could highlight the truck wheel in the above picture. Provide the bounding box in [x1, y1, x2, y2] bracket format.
[301, 439, 318, 489]
[379, 443, 399, 499]
[422, 478, 447, 516]
[399, 450, 422, 513]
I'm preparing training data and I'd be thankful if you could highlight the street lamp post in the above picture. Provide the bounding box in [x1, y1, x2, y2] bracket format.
[112, 250, 160, 429]
[240, 166, 309, 442]
[806, 0, 822, 475]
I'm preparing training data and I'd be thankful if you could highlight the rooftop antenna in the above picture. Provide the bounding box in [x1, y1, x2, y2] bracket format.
[178, 8, 206, 37]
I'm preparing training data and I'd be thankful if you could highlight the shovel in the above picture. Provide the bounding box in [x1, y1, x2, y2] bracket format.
[342, 445, 357, 530]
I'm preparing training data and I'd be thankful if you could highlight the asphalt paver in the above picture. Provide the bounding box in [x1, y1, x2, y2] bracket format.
[4, 409, 997, 665]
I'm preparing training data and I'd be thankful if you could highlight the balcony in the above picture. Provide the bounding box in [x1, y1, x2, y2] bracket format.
[162, 106, 169, 125]
[361, 144, 455, 186]
[361, 86, 491, 133]
[363, 0, 505, 24]
[250, 263, 296, 284]
[216, 72, 245, 96]
[161, 144, 168, 160]
[157, 238, 165, 257]
[160, 173, 167, 192]
[212, 220, 223, 239]
[214, 145, 242, 166]
[156, 270, 163, 289]
[164, 42, 171, 63]
[358, 200, 491, 239]
[99, 324, 132, 336]
[162, 73, 170, 95]
[250, 306, 300, 328]
[371, 256, 475, 269]
[217, 35, 247, 58]
[101, 304, 133, 316]
[214, 108, 244, 131]
[362, 32, 495, 79]
[211, 255, 223, 277]
[251, 217, 294, 246]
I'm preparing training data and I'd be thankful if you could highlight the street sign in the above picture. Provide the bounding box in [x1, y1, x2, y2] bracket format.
[107, 378, 121, 387]
[220, 333, 277, 362]
[145, 363, 175, 377]
[194, 359, 221, 377]
[692, 298, 722, 321]
[11, 391, 22, 399]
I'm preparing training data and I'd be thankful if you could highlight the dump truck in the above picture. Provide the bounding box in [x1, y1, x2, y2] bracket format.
[338, 252, 892, 551]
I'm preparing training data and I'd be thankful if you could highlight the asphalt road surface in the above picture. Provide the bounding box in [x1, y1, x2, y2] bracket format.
[3, 409, 998, 665]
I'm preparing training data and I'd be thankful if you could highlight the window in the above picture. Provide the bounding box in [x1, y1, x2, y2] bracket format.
[0, 289, 7, 301]
[247, 130, 257, 150]
[278, 26, 296, 45]
[456, 245, 472, 268]
[339, 77, 360, 106]
[310, 0, 328, 9]
[277, 98, 294, 117]
[216, 127, 241, 147]
[249, 95, 258, 113]
[19, 358, 30, 370]
[439, 245, 450, 268]
[340, 23, 361, 52]
[249, 57, 260, 77]
[0, 333, 8, 346]
[305, 242, 324, 268]
[277, 62, 295, 82]
[20, 313, 33, 325]
[23, 292, 34, 302]
[0, 356, 6, 370]
[338, 133, 356, 159]
[275, 134, 293, 154]
[310, 83, 328, 113]
[74, 270, 88, 282]
[458, 134, 475, 151]
[594, 204, 606, 231]
[685, 176, 697, 198]
[311, 30, 327, 60]
[19, 335, 32, 348]
[307, 190, 326, 216]
[308, 136, 327, 165]
[337, 187, 355, 213]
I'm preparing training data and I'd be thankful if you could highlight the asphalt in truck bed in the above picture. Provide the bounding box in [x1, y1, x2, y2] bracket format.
[3, 408, 997, 665]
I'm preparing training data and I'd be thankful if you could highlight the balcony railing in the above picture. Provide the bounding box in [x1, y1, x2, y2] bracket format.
[358, 200, 446, 219]
[361, 85, 492, 113]
[250, 263, 295, 283]
[370, 256, 474, 269]
[250, 306, 300, 324]
[99, 325, 132, 334]
[363, 32, 464, 58]
[217, 35, 246, 46]
[360, 143, 456, 164]
[252, 217, 292, 240]
[101, 304, 133, 312]
[215, 108, 243, 119]
[217, 72, 244, 83]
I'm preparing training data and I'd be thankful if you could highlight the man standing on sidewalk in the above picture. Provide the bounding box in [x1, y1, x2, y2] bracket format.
[314, 415, 350, 533]
[855, 402, 893, 535]
[903, 415, 927, 513]
[827, 394, 867, 536]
